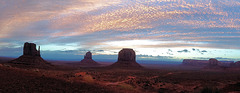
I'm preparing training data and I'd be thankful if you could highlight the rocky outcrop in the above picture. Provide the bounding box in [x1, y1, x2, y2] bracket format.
[235, 61, 240, 66]
[203, 58, 224, 69]
[9, 42, 51, 68]
[182, 59, 208, 66]
[10, 55, 50, 65]
[23, 42, 40, 56]
[84, 51, 92, 59]
[231, 61, 240, 67]
[208, 58, 219, 67]
[118, 48, 136, 62]
[79, 51, 100, 66]
[110, 48, 142, 68]
[182, 58, 234, 67]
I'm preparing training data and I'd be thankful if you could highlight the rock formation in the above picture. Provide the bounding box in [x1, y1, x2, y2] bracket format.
[110, 48, 142, 68]
[182, 59, 208, 66]
[84, 51, 92, 59]
[79, 51, 100, 66]
[23, 42, 40, 56]
[202, 58, 225, 70]
[118, 48, 136, 62]
[182, 58, 234, 67]
[228, 61, 240, 69]
[9, 42, 51, 68]
[236, 61, 240, 65]
[208, 58, 219, 67]
[233, 61, 240, 67]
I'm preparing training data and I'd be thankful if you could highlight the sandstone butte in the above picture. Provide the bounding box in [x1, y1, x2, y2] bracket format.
[9, 42, 51, 68]
[79, 51, 100, 66]
[110, 48, 142, 68]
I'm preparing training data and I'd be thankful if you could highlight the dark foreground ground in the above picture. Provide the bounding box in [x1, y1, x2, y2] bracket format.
[0, 57, 240, 93]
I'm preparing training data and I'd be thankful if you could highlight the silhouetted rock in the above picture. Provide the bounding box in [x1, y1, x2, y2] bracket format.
[182, 59, 208, 66]
[203, 58, 225, 70]
[118, 48, 136, 62]
[79, 51, 100, 66]
[84, 51, 92, 59]
[182, 58, 233, 70]
[9, 42, 51, 68]
[10, 55, 50, 66]
[182, 59, 234, 68]
[234, 61, 240, 66]
[209, 58, 219, 67]
[110, 48, 142, 68]
[23, 42, 40, 56]
[228, 61, 240, 67]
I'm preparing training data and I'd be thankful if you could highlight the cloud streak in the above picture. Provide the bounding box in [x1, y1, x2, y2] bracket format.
[0, 0, 240, 61]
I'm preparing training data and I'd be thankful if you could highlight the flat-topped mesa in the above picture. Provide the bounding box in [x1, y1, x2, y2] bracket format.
[110, 48, 142, 68]
[182, 59, 234, 67]
[84, 51, 92, 59]
[182, 59, 208, 66]
[23, 42, 40, 56]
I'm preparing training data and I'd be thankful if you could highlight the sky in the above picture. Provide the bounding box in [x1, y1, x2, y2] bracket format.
[0, 0, 240, 63]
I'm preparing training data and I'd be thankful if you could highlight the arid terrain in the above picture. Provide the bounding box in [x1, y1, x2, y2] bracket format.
[0, 57, 240, 93]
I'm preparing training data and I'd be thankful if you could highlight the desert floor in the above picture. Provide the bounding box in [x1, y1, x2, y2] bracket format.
[0, 57, 240, 93]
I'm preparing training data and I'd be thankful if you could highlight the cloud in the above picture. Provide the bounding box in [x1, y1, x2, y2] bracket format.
[177, 49, 190, 53]
[197, 50, 207, 55]
[0, 0, 121, 38]
[166, 49, 173, 55]
[192, 57, 238, 61]
[0, 0, 240, 61]
[49, 0, 240, 37]
[1, 0, 240, 49]
[189, 48, 208, 54]
[137, 55, 178, 62]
